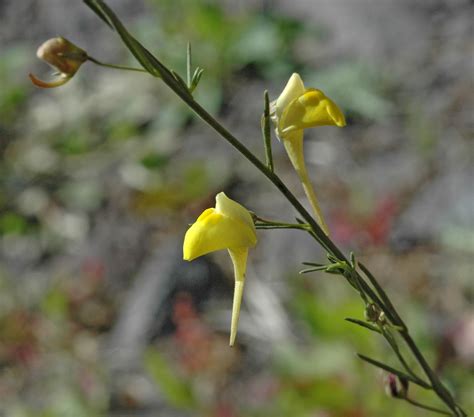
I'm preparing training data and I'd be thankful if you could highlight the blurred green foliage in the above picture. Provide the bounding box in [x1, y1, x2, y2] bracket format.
[145, 348, 196, 409]
[0, 47, 29, 124]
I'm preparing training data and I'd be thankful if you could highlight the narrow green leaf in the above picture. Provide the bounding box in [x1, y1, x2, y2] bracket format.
[190, 67, 204, 92]
[299, 266, 329, 274]
[350, 251, 356, 268]
[84, 0, 164, 77]
[186, 42, 192, 87]
[327, 253, 339, 264]
[302, 261, 324, 267]
[404, 397, 453, 416]
[357, 353, 431, 389]
[83, 0, 113, 28]
[345, 317, 381, 333]
[144, 349, 195, 408]
[261, 90, 273, 172]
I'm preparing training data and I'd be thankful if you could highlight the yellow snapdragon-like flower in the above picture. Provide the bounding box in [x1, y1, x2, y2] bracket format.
[29, 37, 88, 88]
[183, 192, 257, 346]
[271, 73, 346, 235]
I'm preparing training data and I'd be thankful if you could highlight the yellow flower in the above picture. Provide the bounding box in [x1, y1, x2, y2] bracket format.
[183, 192, 257, 346]
[271, 73, 346, 235]
[29, 37, 88, 88]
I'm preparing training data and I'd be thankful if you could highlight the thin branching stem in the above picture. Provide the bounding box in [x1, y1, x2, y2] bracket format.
[262, 90, 274, 172]
[357, 354, 431, 389]
[381, 327, 427, 385]
[186, 42, 192, 87]
[157, 85, 466, 416]
[80, 2, 468, 415]
[404, 397, 452, 416]
[87, 56, 148, 72]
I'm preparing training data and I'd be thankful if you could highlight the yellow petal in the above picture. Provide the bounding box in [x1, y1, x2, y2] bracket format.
[282, 130, 305, 177]
[215, 192, 256, 235]
[282, 131, 329, 235]
[183, 208, 256, 261]
[275, 73, 305, 120]
[228, 247, 248, 346]
[280, 88, 346, 135]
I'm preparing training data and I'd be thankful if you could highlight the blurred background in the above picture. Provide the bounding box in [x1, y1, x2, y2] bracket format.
[0, 0, 473, 416]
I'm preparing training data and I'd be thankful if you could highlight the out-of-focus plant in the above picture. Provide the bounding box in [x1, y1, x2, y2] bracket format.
[0, 270, 110, 417]
[28, 1, 468, 415]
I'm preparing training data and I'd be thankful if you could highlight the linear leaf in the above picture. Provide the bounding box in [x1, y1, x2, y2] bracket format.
[357, 353, 431, 389]
[84, 0, 163, 77]
[345, 317, 381, 333]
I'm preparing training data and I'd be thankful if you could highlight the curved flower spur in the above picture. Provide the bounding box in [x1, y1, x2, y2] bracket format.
[271, 73, 346, 235]
[183, 192, 257, 346]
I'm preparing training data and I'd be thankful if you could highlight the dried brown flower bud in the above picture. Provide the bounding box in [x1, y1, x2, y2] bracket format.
[29, 37, 88, 88]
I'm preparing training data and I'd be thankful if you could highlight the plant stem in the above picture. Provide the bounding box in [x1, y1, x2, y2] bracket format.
[87, 56, 148, 72]
[401, 331, 464, 415]
[358, 265, 463, 415]
[81, 2, 467, 414]
[359, 262, 405, 328]
[262, 90, 274, 172]
[163, 82, 465, 417]
[254, 215, 310, 231]
[169, 89, 466, 417]
[255, 224, 309, 230]
[345, 318, 381, 333]
[186, 42, 192, 87]
[404, 397, 452, 416]
[381, 327, 426, 385]
[357, 353, 431, 389]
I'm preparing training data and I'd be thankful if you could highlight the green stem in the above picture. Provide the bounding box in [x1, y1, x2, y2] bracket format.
[400, 331, 464, 416]
[256, 224, 309, 230]
[404, 397, 452, 416]
[87, 56, 148, 72]
[359, 262, 405, 328]
[177, 88, 464, 417]
[173, 89, 466, 417]
[381, 327, 427, 386]
[357, 353, 431, 389]
[254, 216, 310, 231]
[262, 90, 274, 172]
[186, 42, 192, 87]
[358, 265, 464, 415]
[345, 318, 381, 333]
[80, 2, 467, 414]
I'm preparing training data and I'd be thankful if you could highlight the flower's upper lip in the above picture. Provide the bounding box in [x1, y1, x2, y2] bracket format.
[275, 72, 305, 120]
[272, 76, 346, 134]
[183, 193, 257, 261]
